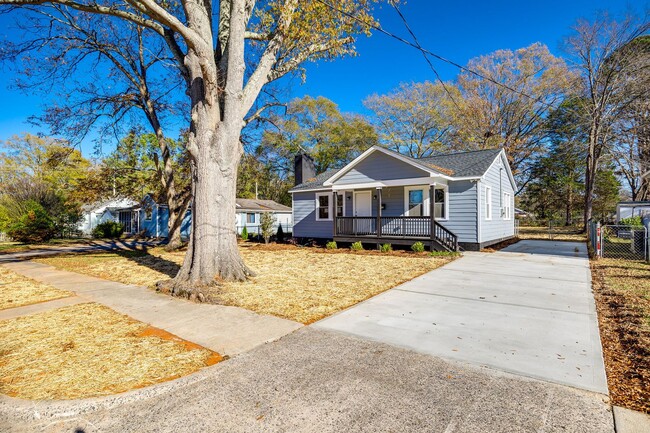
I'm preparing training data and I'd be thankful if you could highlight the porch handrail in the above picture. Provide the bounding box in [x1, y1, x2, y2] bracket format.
[335, 216, 458, 251]
[433, 220, 458, 251]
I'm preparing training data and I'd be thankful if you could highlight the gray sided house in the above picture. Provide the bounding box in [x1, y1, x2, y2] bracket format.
[290, 146, 516, 251]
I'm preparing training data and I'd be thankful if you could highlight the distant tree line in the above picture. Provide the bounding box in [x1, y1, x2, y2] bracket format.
[1, 11, 647, 246]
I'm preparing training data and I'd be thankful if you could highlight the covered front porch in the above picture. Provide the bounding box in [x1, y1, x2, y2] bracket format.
[327, 184, 458, 251]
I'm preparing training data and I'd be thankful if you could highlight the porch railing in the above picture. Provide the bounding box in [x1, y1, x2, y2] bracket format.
[335, 216, 458, 251]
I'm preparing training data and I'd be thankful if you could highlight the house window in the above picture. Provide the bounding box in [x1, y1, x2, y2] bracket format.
[434, 188, 447, 220]
[246, 213, 255, 224]
[336, 193, 345, 217]
[315, 193, 332, 221]
[406, 188, 424, 216]
[503, 192, 512, 220]
[485, 186, 492, 220]
[144, 204, 153, 221]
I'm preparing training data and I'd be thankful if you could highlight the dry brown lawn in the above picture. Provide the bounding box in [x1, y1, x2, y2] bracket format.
[591, 258, 650, 413]
[0, 266, 73, 310]
[37, 245, 455, 324]
[0, 302, 220, 400]
[518, 226, 587, 242]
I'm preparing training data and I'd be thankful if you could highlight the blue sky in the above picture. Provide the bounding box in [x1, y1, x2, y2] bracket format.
[0, 0, 646, 156]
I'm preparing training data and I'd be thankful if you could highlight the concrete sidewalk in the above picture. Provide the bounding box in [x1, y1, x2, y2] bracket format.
[0, 328, 614, 433]
[2, 261, 301, 357]
[0, 240, 163, 263]
[316, 240, 607, 394]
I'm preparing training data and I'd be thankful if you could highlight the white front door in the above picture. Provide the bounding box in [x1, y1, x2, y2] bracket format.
[354, 191, 372, 217]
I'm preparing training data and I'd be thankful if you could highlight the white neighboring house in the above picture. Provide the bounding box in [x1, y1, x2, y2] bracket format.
[78, 197, 138, 236]
[235, 198, 293, 236]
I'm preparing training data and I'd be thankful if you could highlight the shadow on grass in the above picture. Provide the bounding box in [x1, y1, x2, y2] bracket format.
[114, 247, 181, 279]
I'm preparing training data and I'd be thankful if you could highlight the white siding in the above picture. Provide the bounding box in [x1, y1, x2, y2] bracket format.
[479, 153, 516, 244]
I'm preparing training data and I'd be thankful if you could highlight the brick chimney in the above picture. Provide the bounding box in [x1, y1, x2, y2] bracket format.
[294, 152, 316, 186]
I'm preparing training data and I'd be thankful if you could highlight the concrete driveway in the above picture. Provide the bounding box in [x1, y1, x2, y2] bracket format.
[316, 240, 608, 394]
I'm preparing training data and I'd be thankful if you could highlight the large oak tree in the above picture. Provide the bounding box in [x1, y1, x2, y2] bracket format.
[0, 0, 380, 298]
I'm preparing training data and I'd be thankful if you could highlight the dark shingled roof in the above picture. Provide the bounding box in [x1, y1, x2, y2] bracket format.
[290, 148, 503, 191]
[417, 148, 503, 177]
[236, 198, 292, 212]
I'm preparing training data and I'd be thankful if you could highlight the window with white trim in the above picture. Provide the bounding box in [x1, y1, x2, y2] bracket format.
[404, 186, 427, 217]
[503, 192, 511, 220]
[433, 187, 447, 220]
[485, 186, 492, 220]
[315, 193, 332, 221]
[336, 193, 345, 217]
[246, 213, 255, 224]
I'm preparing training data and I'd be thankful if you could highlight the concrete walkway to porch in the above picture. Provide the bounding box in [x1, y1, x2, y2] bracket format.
[1, 261, 302, 357]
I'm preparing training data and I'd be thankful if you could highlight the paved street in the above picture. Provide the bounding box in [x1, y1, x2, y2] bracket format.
[0, 328, 613, 433]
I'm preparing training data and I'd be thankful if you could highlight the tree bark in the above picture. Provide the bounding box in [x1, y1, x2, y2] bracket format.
[583, 122, 599, 231]
[165, 131, 254, 295]
[158, 44, 255, 298]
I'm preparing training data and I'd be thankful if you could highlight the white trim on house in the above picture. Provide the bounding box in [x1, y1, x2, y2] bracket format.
[482, 149, 517, 192]
[403, 185, 430, 217]
[485, 186, 493, 220]
[335, 190, 346, 217]
[289, 187, 331, 193]
[315, 192, 332, 221]
[433, 184, 449, 221]
[477, 180, 482, 244]
[503, 192, 512, 220]
[331, 177, 451, 191]
[323, 146, 455, 186]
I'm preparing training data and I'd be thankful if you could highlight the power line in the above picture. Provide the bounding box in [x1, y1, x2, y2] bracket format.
[315, 0, 552, 108]
[388, 0, 460, 109]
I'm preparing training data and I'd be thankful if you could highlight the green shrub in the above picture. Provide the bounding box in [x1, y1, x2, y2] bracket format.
[326, 241, 337, 250]
[380, 243, 392, 252]
[241, 226, 249, 241]
[350, 241, 364, 251]
[276, 224, 285, 243]
[260, 212, 276, 244]
[411, 241, 425, 253]
[92, 220, 124, 239]
[6, 201, 56, 243]
[620, 216, 644, 227]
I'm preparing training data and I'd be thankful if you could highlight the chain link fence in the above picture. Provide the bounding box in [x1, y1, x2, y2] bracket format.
[517, 220, 585, 241]
[589, 221, 650, 261]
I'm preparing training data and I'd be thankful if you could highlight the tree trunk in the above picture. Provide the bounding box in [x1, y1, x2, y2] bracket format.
[583, 122, 599, 231]
[166, 202, 189, 251]
[159, 122, 254, 300]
